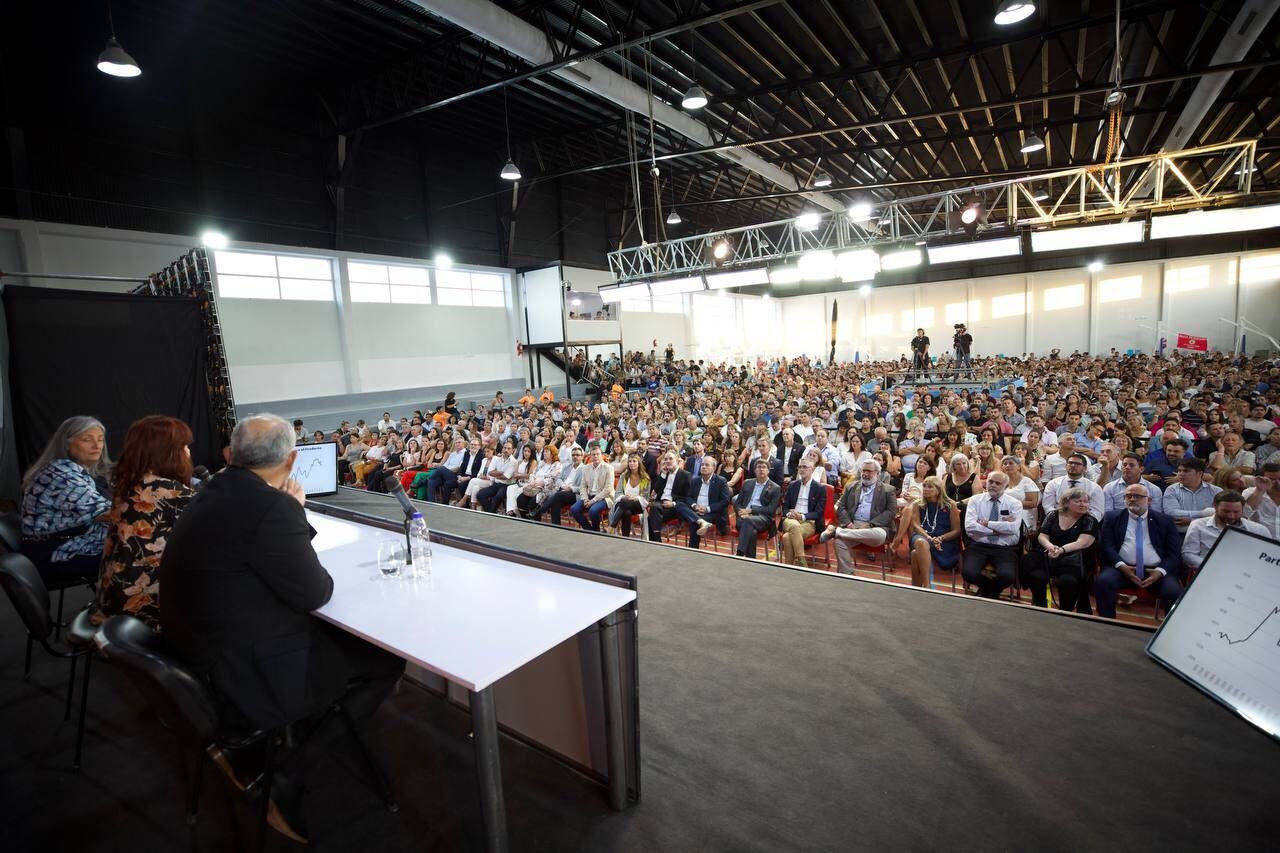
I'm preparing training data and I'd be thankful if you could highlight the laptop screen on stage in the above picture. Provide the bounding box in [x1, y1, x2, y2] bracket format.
[290, 441, 338, 497]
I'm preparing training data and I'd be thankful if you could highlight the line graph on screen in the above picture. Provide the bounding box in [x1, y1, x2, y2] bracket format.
[1147, 528, 1280, 738]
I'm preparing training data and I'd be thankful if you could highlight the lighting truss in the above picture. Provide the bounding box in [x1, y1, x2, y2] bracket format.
[606, 140, 1262, 283]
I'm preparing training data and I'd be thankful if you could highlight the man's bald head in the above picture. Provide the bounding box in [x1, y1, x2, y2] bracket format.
[231, 414, 296, 469]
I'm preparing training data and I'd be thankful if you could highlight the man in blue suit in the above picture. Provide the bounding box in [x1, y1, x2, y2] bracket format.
[1097, 483, 1184, 619]
[687, 456, 730, 549]
[780, 458, 827, 567]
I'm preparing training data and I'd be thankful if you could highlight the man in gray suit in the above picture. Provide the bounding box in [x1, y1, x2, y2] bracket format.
[735, 458, 782, 559]
[823, 459, 898, 574]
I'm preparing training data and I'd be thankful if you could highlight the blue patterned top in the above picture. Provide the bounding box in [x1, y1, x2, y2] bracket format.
[21, 459, 111, 562]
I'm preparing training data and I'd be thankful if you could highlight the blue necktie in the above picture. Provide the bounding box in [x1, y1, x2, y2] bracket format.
[1134, 517, 1146, 579]
[988, 498, 1000, 521]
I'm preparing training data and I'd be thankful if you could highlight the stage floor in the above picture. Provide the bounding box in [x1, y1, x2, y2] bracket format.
[4, 488, 1277, 851]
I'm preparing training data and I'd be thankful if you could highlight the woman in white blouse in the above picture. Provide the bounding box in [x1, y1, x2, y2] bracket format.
[1000, 454, 1041, 532]
[839, 432, 872, 487]
[504, 444, 539, 515]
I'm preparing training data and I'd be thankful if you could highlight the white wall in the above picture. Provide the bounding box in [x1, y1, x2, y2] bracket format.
[521, 264, 565, 345]
[772, 249, 1280, 361]
[0, 218, 524, 407]
[622, 308, 689, 358]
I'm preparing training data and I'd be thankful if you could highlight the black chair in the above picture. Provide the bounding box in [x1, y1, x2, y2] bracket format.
[0, 552, 98, 768]
[0, 511, 95, 645]
[95, 615, 397, 850]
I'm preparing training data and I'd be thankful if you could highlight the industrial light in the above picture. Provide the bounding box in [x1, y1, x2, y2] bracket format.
[1150, 203, 1280, 239]
[960, 206, 979, 225]
[500, 87, 521, 180]
[97, 38, 141, 77]
[813, 172, 833, 188]
[859, 284, 872, 295]
[1234, 165, 1259, 175]
[705, 268, 770, 289]
[681, 85, 709, 110]
[795, 211, 822, 231]
[994, 0, 1036, 26]
[1105, 88, 1126, 108]
[500, 159, 522, 181]
[650, 276, 705, 296]
[798, 250, 837, 281]
[666, 209, 682, 225]
[599, 282, 651, 303]
[200, 230, 228, 249]
[836, 248, 880, 282]
[1020, 134, 1045, 154]
[1030, 221, 1145, 253]
[1033, 190, 1050, 202]
[1087, 261, 1105, 273]
[769, 265, 801, 284]
[434, 253, 453, 269]
[927, 237, 1022, 264]
[880, 247, 923, 271]
[847, 201, 873, 221]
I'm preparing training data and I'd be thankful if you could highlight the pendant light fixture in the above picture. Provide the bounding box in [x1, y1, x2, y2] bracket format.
[994, 0, 1036, 26]
[666, 209, 682, 225]
[681, 31, 708, 110]
[97, 1, 141, 78]
[1020, 133, 1045, 154]
[499, 88, 521, 181]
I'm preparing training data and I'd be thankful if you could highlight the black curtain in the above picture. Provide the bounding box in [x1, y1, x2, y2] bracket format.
[3, 286, 221, 476]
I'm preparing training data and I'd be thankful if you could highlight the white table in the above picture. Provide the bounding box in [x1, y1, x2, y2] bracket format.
[306, 510, 636, 852]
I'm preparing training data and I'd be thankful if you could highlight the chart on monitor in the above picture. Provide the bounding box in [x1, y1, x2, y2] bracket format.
[290, 441, 338, 497]
[1148, 526, 1280, 740]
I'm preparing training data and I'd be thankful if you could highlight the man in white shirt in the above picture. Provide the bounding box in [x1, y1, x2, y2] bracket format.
[961, 471, 1024, 598]
[1102, 453, 1163, 515]
[1042, 452, 1106, 520]
[1244, 403, 1275, 438]
[1242, 460, 1280, 539]
[376, 412, 394, 433]
[812, 428, 841, 477]
[1183, 490, 1268, 576]
[1040, 433, 1078, 486]
[1020, 414, 1058, 447]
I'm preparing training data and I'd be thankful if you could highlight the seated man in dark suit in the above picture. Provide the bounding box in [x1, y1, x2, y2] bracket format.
[1097, 483, 1184, 619]
[162, 414, 405, 843]
[735, 458, 782, 559]
[647, 451, 693, 542]
[823, 459, 898, 574]
[686, 456, 730, 549]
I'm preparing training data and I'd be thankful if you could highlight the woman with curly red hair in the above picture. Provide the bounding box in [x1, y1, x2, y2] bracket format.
[89, 415, 195, 631]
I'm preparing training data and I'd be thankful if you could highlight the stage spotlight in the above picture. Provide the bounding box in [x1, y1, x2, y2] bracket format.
[712, 239, 732, 260]
[859, 284, 872, 295]
[1087, 260, 1105, 273]
[796, 211, 822, 231]
[847, 201, 873, 222]
[960, 206, 979, 225]
[200, 230, 228, 249]
[434, 253, 453, 269]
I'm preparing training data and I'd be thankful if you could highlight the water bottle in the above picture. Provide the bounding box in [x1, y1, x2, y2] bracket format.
[407, 511, 432, 577]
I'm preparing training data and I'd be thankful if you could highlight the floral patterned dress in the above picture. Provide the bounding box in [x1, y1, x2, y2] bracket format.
[90, 475, 194, 631]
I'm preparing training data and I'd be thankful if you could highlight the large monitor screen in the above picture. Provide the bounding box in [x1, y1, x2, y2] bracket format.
[290, 441, 338, 497]
[1147, 526, 1280, 741]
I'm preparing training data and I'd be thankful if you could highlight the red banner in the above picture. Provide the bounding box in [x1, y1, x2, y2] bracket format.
[1176, 333, 1208, 352]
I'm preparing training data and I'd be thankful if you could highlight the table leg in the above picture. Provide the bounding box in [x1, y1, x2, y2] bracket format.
[599, 610, 628, 811]
[470, 686, 508, 853]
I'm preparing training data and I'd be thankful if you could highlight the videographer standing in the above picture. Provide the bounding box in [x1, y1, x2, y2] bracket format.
[953, 323, 973, 371]
[910, 328, 930, 379]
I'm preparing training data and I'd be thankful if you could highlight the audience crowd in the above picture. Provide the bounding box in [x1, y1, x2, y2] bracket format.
[278, 346, 1280, 618]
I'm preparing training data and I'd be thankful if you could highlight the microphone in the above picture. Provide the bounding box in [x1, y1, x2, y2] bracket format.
[191, 465, 211, 489]
[382, 474, 417, 519]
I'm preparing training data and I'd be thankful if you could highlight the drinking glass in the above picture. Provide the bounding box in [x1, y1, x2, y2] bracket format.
[377, 535, 404, 579]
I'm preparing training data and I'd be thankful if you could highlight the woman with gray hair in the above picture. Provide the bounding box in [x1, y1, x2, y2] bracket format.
[20, 415, 114, 585]
[1026, 487, 1097, 613]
